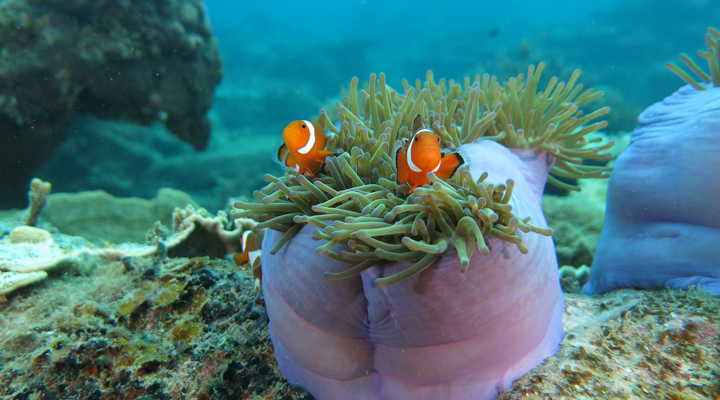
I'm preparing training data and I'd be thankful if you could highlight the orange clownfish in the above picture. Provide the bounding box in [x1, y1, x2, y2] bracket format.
[396, 115, 464, 194]
[278, 114, 332, 177]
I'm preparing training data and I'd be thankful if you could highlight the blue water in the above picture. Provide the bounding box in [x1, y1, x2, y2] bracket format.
[208, 0, 717, 107]
[33, 0, 720, 210]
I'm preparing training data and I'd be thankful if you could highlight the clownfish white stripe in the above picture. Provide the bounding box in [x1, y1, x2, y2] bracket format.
[248, 249, 262, 268]
[298, 119, 315, 154]
[242, 230, 251, 249]
[431, 160, 441, 173]
[407, 129, 433, 173]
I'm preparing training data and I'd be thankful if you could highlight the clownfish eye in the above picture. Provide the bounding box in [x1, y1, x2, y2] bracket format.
[301, 124, 307, 129]
[437, 137, 440, 142]
[414, 137, 419, 142]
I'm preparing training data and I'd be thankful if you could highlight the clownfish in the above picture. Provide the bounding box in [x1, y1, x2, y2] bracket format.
[233, 230, 262, 300]
[277, 114, 332, 177]
[396, 115, 464, 194]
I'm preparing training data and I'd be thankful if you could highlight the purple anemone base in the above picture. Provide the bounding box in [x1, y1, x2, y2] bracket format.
[585, 85, 720, 296]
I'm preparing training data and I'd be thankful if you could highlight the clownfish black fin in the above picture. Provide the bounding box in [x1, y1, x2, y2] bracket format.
[436, 153, 464, 180]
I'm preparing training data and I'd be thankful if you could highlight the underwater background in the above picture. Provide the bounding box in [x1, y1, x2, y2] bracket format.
[12, 0, 717, 211]
[1, 0, 719, 399]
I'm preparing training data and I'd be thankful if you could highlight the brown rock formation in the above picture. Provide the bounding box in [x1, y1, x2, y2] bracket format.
[0, 0, 223, 208]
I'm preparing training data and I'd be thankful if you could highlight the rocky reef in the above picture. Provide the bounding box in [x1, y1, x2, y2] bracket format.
[0, 0, 223, 208]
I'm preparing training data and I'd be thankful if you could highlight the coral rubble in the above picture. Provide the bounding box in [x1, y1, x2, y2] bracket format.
[500, 289, 720, 399]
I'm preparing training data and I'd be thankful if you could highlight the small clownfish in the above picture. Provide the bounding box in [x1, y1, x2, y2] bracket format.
[277, 114, 333, 177]
[233, 230, 262, 301]
[396, 115, 464, 194]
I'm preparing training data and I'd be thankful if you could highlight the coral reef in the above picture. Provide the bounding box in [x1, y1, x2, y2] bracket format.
[586, 27, 720, 295]
[0, 186, 716, 399]
[160, 204, 251, 259]
[236, 65, 613, 399]
[3, 242, 716, 399]
[0, 0, 223, 209]
[0, 225, 74, 295]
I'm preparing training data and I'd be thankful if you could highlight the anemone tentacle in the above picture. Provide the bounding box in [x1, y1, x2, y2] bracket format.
[235, 64, 612, 285]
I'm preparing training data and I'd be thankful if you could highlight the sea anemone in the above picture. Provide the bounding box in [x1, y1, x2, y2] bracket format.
[235, 63, 612, 399]
[585, 27, 720, 296]
[664, 27, 720, 89]
[236, 63, 611, 286]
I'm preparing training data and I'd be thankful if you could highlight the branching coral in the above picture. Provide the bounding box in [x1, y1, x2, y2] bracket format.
[666, 27, 720, 89]
[235, 63, 612, 286]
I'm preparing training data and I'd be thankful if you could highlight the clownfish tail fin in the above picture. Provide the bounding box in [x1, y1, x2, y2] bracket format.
[233, 252, 248, 267]
[436, 152, 465, 180]
[277, 143, 298, 169]
[278, 143, 289, 164]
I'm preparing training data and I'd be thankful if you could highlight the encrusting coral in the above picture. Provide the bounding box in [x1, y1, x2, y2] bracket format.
[0, 179, 55, 295]
[235, 63, 612, 286]
[0, 182, 254, 296]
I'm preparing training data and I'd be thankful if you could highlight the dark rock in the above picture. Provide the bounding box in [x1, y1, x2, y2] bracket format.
[200, 276, 254, 323]
[187, 268, 218, 289]
[0, 0, 222, 208]
[140, 360, 163, 374]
